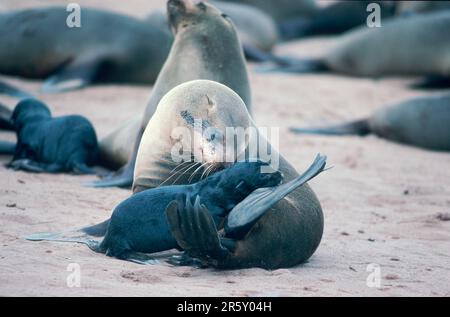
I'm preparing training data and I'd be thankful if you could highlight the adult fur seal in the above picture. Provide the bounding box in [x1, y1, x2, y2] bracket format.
[6, 98, 99, 173]
[147, 0, 279, 53]
[291, 94, 450, 152]
[132, 80, 325, 269]
[279, 1, 397, 41]
[27, 161, 285, 264]
[88, 0, 251, 188]
[0, 7, 172, 92]
[262, 11, 450, 85]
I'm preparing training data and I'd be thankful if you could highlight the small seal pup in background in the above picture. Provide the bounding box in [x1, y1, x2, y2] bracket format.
[291, 94, 450, 152]
[6, 99, 98, 173]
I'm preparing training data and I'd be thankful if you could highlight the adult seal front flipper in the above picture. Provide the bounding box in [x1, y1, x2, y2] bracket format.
[25, 231, 102, 252]
[41, 53, 110, 93]
[225, 154, 327, 238]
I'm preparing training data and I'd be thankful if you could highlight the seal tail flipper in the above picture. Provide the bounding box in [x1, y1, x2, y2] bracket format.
[25, 231, 102, 252]
[0, 141, 16, 155]
[40, 53, 110, 93]
[290, 119, 371, 136]
[0, 80, 33, 99]
[411, 76, 450, 90]
[256, 57, 329, 74]
[166, 195, 230, 266]
[82, 174, 133, 188]
[224, 154, 327, 239]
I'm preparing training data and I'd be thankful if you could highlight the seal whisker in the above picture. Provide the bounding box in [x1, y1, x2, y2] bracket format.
[189, 162, 210, 184]
[170, 162, 202, 186]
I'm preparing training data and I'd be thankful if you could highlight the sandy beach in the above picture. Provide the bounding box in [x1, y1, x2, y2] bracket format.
[0, 0, 449, 296]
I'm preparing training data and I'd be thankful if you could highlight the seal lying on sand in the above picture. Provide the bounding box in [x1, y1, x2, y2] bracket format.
[6, 99, 98, 173]
[146, 0, 279, 53]
[0, 7, 172, 92]
[291, 94, 450, 152]
[88, 0, 251, 188]
[261, 11, 450, 87]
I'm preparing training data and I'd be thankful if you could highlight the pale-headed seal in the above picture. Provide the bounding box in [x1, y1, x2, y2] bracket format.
[26, 160, 284, 264]
[291, 94, 450, 152]
[0, 7, 172, 92]
[6, 99, 99, 173]
[262, 11, 450, 86]
[132, 80, 326, 269]
[88, 0, 251, 188]
[147, 0, 279, 53]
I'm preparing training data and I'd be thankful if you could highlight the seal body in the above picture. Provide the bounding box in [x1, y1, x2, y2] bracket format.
[9, 99, 98, 173]
[324, 12, 450, 77]
[134, 80, 324, 269]
[0, 7, 172, 91]
[291, 94, 450, 152]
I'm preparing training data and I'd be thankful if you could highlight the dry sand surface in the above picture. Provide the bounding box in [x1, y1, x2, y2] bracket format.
[0, 0, 449, 297]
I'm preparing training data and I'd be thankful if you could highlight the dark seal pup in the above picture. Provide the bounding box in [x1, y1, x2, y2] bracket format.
[7, 98, 99, 173]
[88, 0, 251, 188]
[0, 7, 172, 92]
[27, 161, 284, 264]
[291, 94, 450, 152]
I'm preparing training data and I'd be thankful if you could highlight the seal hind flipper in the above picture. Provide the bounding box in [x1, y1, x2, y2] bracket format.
[290, 119, 371, 136]
[25, 231, 102, 252]
[41, 53, 110, 93]
[225, 154, 327, 239]
[0, 80, 33, 99]
[83, 174, 133, 188]
[0, 141, 16, 154]
[166, 195, 230, 265]
[8, 159, 46, 172]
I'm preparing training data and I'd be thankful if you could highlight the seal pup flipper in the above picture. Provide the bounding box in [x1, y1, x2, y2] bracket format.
[83, 162, 134, 188]
[166, 196, 230, 265]
[41, 53, 111, 93]
[225, 154, 327, 238]
[0, 80, 33, 99]
[0, 141, 16, 155]
[290, 119, 371, 136]
[8, 159, 65, 173]
[25, 232, 101, 252]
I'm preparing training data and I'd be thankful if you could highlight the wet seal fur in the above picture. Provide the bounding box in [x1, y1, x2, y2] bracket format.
[291, 94, 450, 152]
[7, 99, 99, 173]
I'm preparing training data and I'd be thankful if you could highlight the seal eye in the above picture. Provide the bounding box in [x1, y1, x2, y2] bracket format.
[210, 134, 216, 141]
[197, 2, 207, 11]
[221, 13, 228, 19]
